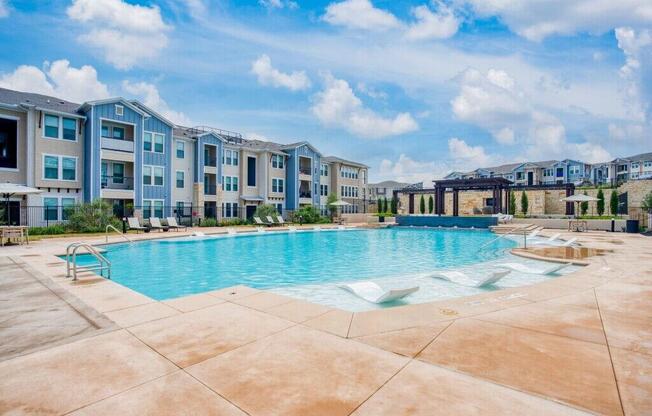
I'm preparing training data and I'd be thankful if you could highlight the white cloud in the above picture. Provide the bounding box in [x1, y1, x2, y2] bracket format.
[494, 127, 515, 145]
[251, 54, 311, 91]
[0, 0, 9, 18]
[0, 60, 110, 103]
[378, 154, 445, 183]
[615, 27, 651, 122]
[244, 132, 270, 142]
[67, 0, 171, 70]
[183, 0, 207, 19]
[323, 0, 401, 31]
[356, 82, 387, 100]
[448, 137, 494, 167]
[311, 73, 418, 138]
[405, 2, 459, 40]
[122, 81, 191, 125]
[259, 0, 298, 10]
[464, 0, 652, 41]
[608, 122, 646, 141]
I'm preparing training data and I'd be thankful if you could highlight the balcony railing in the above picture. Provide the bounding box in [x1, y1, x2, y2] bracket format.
[299, 192, 312, 199]
[299, 167, 312, 175]
[204, 184, 217, 195]
[101, 137, 134, 152]
[101, 176, 134, 190]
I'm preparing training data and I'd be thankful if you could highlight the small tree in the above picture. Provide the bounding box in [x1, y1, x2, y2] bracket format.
[253, 204, 278, 221]
[377, 197, 382, 214]
[596, 188, 605, 216]
[428, 195, 434, 214]
[509, 192, 516, 215]
[520, 191, 529, 216]
[580, 191, 589, 216]
[419, 195, 426, 214]
[67, 199, 119, 233]
[642, 191, 652, 213]
[382, 197, 388, 214]
[390, 197, 398, 215]
[610, 190, 619, 217]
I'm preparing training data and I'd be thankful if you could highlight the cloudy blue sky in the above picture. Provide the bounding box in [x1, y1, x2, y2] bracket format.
[0, 0, 650, 182]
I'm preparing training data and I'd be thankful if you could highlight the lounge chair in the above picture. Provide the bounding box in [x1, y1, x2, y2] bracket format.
[429, 269, 511, 287]
[127, 217, 147, 233]
[166, 217, 187, 231]
[339, 281, 419, 304]
[531, 233, 561, 245]
[253, 216, 270, 226]
[266, 215, 279, 226]
[526, 227, 542, 238]
[276, 215, 285, 225]
[494, 262, 571, 275]
[149, 217, 169, 232]
[560, 237, 577, 247]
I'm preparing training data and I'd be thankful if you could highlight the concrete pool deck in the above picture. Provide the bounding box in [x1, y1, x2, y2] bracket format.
[0, 226, 650, 415]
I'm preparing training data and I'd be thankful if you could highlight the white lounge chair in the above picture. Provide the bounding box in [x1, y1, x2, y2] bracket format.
[127, 217, 147, 233]
[527, 228, 543, 238]
[339, 281, 419, 304]
[429, 269, 511, 287]
[253, 216, 271, 226]
[495, 262, 571, 275]
[149, 217, 168, 232]
[276, 215, 285, 225]
[166, 217, 186, 231]
[266, 215, 278, 226]
[560, 237, 577, 246]
[531, 233, 561, 245]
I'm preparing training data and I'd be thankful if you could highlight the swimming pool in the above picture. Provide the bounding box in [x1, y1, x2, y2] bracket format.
[78, 227, 575, 311]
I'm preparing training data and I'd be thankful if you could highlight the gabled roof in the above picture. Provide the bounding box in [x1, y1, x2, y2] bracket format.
[322, 156, 369, 168]
[79, 97, 148, 117]
[281, 141, 322, 156]
[624, 152, 652, 162]
[130, 101, 175, 128]
[0, 87, 80, 115]
[239, 139, 286, 153]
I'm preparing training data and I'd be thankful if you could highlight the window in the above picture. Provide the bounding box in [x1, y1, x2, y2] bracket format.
[154, 133, 164, 153]
[272, 178, 284, 193]
[144, 132, 163, 152]
[247, 157, 256, 186]
[222, 202, 239, 218]
[556, 168, 564, 177]
[176, 141, 184, 158]
[61, 198, 75, 221]
[320, 164, 328, 176]
[144, 132, 152, 151]
[644, 161, 652, 169]
[143, 166, 163, 186]
[43, 197, 58, 221]
[569, 166, 580, 175]
[62, 118, 76, 140]
[176, 171, 184, 188]
[143, 166, 152, 185]
[44, 115, 59, 138]
[143, 200, 163, 219]
[222, 176, 238, 191]
[224, 149, 238, 165]
[101, 125, 109, 137]
[112, 126, 125, 140]
[154, 166, 163, 186]
[112, 163, 124, 184]
[320, 184, 328, 196]
[43, 155, 76, 181]
[276, 203, 283, 214]
[0, 117, 18, 169]
[62, 157, 76, 180]
[632, 163, 640, 169]
[115, 105, 124, 116]
[272, 154, 284, 169]
[232, 150, 238, 166]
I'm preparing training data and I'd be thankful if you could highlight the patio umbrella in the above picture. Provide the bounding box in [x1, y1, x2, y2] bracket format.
[329, 200, 350, 220]
[0, 183, 42, 225]
[561, 194, 598, 218]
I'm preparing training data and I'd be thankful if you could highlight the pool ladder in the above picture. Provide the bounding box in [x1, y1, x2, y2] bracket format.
[65, 242, 111, 281]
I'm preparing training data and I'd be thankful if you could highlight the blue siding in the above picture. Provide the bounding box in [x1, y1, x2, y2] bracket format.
[142, 115, 173, 210]
[195, 133, 223, 185]
[285, 148, 298, 209]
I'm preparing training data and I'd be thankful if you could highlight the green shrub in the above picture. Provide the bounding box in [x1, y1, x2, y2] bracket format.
[610, 190, 619, 216]
[200, 218, 218, 227]
[390, 197, 398, 215]
[596, 189, 605, 216]
[520, 192, 528, 216]
[642, 191, 652, 213]
[28, 224, 68, 235]
[419, 195, 425, 214]
[428, 195, 433, 214]
[509, 192, 516, 215]
[220, 218, 246, 226]
[253, 204, 278, 221]
[66, 200, 121, 233]
[294, 205, 327, 224]
[580, 191, 589, 216]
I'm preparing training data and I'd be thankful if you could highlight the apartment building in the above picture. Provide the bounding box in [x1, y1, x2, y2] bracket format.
[0, 87, 369, 225]
[320, 156, 369, 214]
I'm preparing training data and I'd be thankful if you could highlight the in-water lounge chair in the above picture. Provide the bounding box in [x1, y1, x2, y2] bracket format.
[494, 262, 571, 275]
[166, 217, 187, 231]
[127, 217, 147, 233]
[429, 269, 511, 287]
[339, 281, 419, 304]
[531, 233, 561, 245]
[527, 227, 543, 238]
[560, 237, 577, 247]
[149, 217, 169, 232]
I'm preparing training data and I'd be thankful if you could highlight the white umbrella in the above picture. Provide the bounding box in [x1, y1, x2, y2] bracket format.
[0, 183, 42, 225]
[329, 200, 351, 206]
[561, 194, 598, 218]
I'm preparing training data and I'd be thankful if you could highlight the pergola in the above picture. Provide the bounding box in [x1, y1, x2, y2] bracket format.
[394, 179, 577, 216]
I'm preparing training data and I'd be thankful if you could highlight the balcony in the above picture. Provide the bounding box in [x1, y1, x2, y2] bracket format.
[101, 176, 134, 199]
[101, 137, 134, 153]
[204, 156, 217, 168]
[204, 184, 217, 196]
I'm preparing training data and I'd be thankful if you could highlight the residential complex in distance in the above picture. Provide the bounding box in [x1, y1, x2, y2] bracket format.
[0, 87, 368, 225]
[444, 153, 652, 187]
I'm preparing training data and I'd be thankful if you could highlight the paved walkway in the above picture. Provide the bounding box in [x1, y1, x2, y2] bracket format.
[0, 228, 650, 415]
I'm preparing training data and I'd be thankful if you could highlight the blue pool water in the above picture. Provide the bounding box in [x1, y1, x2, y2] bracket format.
[78, 227, 519, 301]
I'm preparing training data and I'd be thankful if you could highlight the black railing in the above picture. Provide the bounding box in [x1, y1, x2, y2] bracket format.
[299, 167, 311, 175]
[101, 176, 135, 190]
[299, 192, 312, 199]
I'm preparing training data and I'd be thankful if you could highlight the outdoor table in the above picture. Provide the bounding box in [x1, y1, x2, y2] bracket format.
[568, 220, 587, 232]
[0, 226, 29, 246]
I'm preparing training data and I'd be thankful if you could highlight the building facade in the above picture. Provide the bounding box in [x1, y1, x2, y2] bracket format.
[0, 88, 369, 225]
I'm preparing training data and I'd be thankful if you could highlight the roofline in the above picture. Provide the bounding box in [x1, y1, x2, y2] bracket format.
[323, 156, 369, 168]
[79, 97, 148, 117]
[0, 103, 26, 112]
[33, 106, 86, 120]
[130, 101, 175, 128]
[281, 141, 322, 156]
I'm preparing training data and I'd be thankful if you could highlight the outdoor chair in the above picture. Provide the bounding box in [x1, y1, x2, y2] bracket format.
[166, 217, 187, 231]
[149, 217, 169, 232]
[127, 217, 147, 233]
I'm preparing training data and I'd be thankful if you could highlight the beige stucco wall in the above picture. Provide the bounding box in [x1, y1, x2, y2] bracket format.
[34, 112, 84, 190]
[171, 137, 194, 206]
[0, 108, 27, 185]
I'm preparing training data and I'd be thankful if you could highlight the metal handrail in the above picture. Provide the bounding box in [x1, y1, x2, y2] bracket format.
[480, 225, 540, 249]
[105, 224, 133, 243]
[66, 242, 111, 280]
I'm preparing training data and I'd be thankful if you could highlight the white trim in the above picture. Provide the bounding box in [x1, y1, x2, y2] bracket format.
[143, 130, 165, 154]
[41, 112, 79, 142]
[143, 164, 165, 187]
[175, 139, 185, 159]
[115, 104, 124, 116]
[41, 153, 78, 182]
[175, 170, 185, 188]
[142, 198, 165, 218]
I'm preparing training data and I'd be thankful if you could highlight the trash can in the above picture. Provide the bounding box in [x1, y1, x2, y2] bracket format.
[626, 219, 639, 233]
